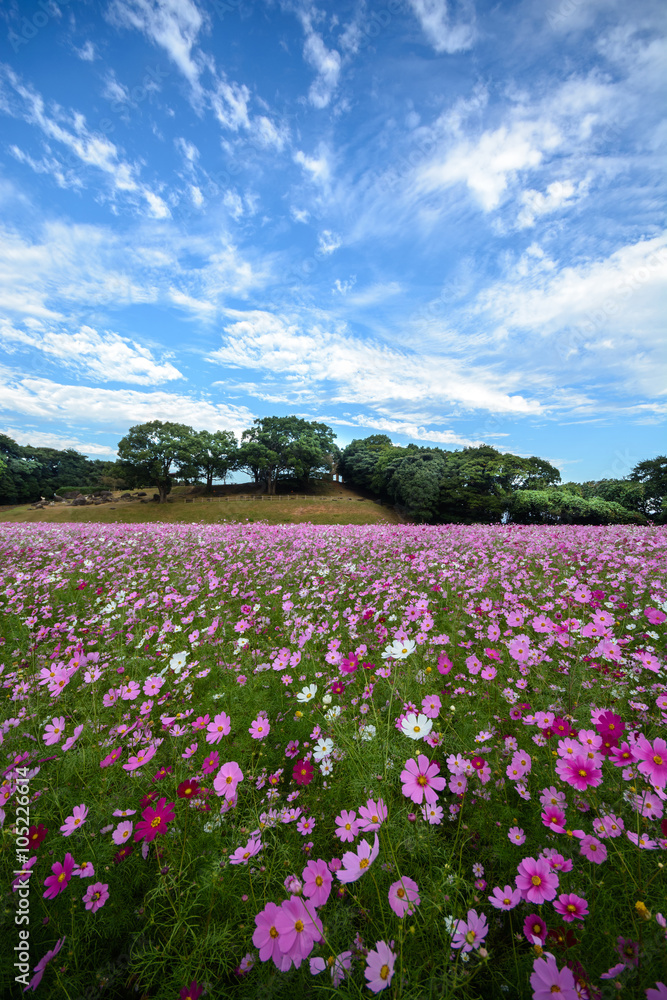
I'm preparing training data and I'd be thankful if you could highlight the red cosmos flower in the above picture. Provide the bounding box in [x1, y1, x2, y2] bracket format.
[177, 779, 200, 799]
[140, 790, 159, 809]
[292, 759, 314, 786]
[134, 797, 176, 843]
[113, 845, 134, 864]
[552, 717, 573, 738]
[595, 711, 625, 744]
[546, 926, 579, 951]
[152, 765, 173, 783]
[330, 681, 345, 695]
[29, 824, 48, 849]
[471, 757, 486, 771]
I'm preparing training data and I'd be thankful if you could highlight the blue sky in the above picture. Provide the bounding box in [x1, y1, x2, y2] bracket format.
[0, 0, 665, 483]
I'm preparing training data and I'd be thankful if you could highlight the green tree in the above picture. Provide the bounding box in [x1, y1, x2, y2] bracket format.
[628, 456, 667, 516]
[117, 421, 195, 503]
[182, 429, 238, 492]
[236, 417, 337, 494]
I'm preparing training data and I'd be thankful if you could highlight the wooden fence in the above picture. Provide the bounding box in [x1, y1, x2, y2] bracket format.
[182, 495, 384, 505]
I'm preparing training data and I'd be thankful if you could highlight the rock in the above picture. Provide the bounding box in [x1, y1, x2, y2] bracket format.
[137, 492, 147, 497]
[71, 497, 88, 506]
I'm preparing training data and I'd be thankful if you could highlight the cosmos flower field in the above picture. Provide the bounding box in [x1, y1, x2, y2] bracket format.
[1, 521, 666, 1000]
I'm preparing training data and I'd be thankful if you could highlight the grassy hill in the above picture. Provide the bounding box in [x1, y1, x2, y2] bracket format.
[0, 480, 404, 526]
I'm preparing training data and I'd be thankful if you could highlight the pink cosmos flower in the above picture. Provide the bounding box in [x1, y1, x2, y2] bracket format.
[134, 797, 175, 843]
[553, 892, 589, 922]
[530, 954, 578, 1000]
[206, 712, 231, 745]
[112, 821, 133, 846]
[249, 717, 271, 740]
[540, 786, 567, 809]
[213, 761, 244, 800]
[122, 745, 156, 772]
[616, 936, 639, 967]
[253, 901, 292, 971]
[555, 754, 602, 791]
[43, 717, 66, 746]
[302, 859, 332, 907]
[274, 895, 324, 968]
[337, 834, 380, 883]
[364, 940, 396, 993]
[421, 694, 442, 718]
[633, 735, 667, 789]
[82, 882, 109, 913]
[297, 816, 316, 836]
[72, 861, 95, 878]
[62, 725, 84, 753]
[43, 852, 76, 899]
[515, 857, 559, 904]
[310, 950, 352, 987]
[451, 910, 488, 952]
[541, 849, 572, 873]
[488, 885, 522, 910]
[422, 803, 444, 824]
[335, 809, 360, 843]
[229, 837, 262, 865]
[23, 937, 65, 993]
[508, 826, 526, 845]
[358, 797, 387, 832]
[400, 754, 446, 805]
[60, 804, 89, 837]
[388, 876, 421, 917]
[579, 835, 607, 864]
[646, 984, 667, 1000]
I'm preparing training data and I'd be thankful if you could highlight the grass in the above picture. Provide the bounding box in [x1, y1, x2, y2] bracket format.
[0, 482, 403, 527]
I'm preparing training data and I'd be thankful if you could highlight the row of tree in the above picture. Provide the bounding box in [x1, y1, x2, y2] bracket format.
[1, 420, 665, 524]
[338, 436, 667, 525]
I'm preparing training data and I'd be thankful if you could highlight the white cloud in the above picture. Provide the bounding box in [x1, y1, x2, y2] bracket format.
[517, 178, 587, 228]
[408, 0, 476, 54]
[294, 145, 332, 187]
[107, 0, 207, 98]
[1, 427, 116, 457]
[299, 14, 342, 109]
[0, 68, 169, 217]
[208, 308, 543, 417]
[211, 79, 251, 130]
[0, 322, 182, 385]
[417, 119, 560, 211]
[75, 41, 96, 62]
[347, 282, 402, 307]
[0, 370, 255, 438]
[317, 230, 341, 255]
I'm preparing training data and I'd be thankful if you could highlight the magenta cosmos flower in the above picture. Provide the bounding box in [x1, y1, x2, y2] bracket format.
[82, 882, 109, 912]
[205, 712, 231, 745]
[523, 914, 547, 945]
[60, 804, 89, 837]
[530, 954, 578, 1000]
[43, 853, 76, 899]
[488, 885, 522, 910]
[134, 797, 175, 843]
[122, 745, 157, 772]
[388, 876, 421, 917]
[553, 893, 589, 922]
[633, 735, 667, 789]
[515, 857, 559, 904]
[337, 834, 379, 884]
[213, 761, 244, 800]
[400, 754, 446, 805]
[364, 940, 396, 993]
[451, 910, 488, 952]
[302, 858, 332, 906]
[274, 895, 324, 968]
[555, 754, 603, 791]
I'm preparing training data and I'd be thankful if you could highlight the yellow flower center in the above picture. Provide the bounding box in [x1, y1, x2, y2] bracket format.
[359, 858, 369, 869]
[380, 964, 390, 981]
[531, 875, 542, 886]
[294, 920, 304, 932]
[151, 816, 161, 828]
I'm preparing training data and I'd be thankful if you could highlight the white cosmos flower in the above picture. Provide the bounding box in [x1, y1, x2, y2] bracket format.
[296, 684, 317, 703]
[325, 706, 342, 723]
[320, 759, 334, 775]
[169, 651, 188, 674]
[382, 639, 416, 660]
[313, 738, 334, 762]
[359, 724, 377, 742]
[400, 713, 433, 740]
